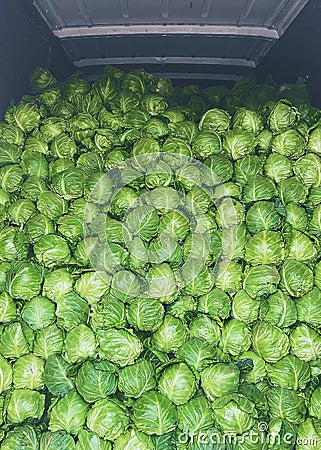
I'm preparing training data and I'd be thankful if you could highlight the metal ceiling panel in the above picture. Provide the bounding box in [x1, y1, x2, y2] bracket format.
[33, 0, 309, 81]
[34, 0, 306, 29]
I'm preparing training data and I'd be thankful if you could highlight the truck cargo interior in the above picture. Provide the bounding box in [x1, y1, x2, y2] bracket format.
[2, 1, 321, 449]
[1, 0, 320, 114]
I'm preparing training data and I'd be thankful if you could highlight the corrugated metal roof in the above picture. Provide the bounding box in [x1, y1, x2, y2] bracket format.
[33, 0, 309, 80]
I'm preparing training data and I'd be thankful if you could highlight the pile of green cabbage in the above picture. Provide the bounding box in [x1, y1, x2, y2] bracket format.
[0, 67, 321, 449]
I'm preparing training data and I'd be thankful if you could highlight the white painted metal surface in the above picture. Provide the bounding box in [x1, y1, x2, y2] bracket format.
[54, 24, 279, 40]
[33, 0, 309, 80]
[75, 56, 256, 69]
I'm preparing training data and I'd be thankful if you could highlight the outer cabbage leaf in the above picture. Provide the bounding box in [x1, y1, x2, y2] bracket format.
[86, 399, 129, 440]
[49, 390, 88, 435]
[133, 391, 177, 436]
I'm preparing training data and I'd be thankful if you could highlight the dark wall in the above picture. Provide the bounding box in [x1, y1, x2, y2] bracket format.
[256, 0, 321, 106]
[0, 0, 74, 116]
